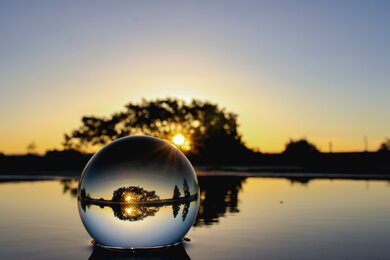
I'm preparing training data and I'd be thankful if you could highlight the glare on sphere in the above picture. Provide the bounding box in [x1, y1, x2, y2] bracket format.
[77, 136, 199, 249]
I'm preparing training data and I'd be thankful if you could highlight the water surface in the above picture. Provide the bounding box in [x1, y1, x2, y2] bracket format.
[1, 175, 390, 259]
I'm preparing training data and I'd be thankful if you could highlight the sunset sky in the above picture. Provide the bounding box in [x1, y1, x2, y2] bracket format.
[1, 1, 389, 154]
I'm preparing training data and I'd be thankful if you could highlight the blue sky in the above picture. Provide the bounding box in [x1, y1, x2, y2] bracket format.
[1, 1, 389, 153]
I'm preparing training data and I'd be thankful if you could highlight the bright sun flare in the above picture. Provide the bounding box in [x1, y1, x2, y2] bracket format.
[172, 134, 186, 146]
[172, 133, 191, 151]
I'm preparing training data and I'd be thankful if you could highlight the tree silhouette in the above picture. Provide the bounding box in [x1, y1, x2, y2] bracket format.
[111, 186, 160, 202]
[26, 142, 37, 155]
[173, 185, 181, 199]
[283, 138, 320, 156]
[80, 188, 86, 199]
[183, 179, 190, 198]
[378, 138, 390, 153]
[63, 98, 252, 162]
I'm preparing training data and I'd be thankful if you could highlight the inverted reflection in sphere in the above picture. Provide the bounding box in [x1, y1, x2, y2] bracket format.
[77, 136, 199, 249]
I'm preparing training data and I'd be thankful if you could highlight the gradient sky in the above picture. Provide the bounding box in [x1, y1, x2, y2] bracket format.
[1, 1, 390, 154]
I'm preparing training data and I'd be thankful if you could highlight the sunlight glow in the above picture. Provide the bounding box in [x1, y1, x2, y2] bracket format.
[125, 207, 133, 214]
[125, 195, 132, 202]
[172, 133, 191, 152]
[173, 134, 186, 146]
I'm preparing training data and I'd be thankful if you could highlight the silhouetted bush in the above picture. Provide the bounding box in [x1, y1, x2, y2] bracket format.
[378, 138, 390, 153]
[283, 138, 320, 156]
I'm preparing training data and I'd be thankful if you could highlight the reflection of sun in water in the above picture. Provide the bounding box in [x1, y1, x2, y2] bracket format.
[125, 207, 133, 215]
[172, 134, 191, 151]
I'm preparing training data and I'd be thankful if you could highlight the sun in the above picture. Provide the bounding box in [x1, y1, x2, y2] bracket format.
[125, 195, 132, 202]
[172, 133, 191, 151]
[173, 134, 186, 146]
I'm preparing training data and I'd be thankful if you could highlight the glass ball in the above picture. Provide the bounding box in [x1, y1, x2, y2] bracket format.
[77, 136, 200, 249]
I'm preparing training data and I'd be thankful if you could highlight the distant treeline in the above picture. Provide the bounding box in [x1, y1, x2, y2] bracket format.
[0, 149, 90, 173]
[0, 146, 389, 175]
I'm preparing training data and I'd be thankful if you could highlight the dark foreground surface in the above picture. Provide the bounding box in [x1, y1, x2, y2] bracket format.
[1, 173, 390, 259]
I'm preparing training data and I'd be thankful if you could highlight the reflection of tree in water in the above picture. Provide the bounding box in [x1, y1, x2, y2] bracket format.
[79, 197, 162, 222]
[112, 204, 160, 222]
[194, 176, 246, 226]
[172, 204, 180, 218]
[287, 177, 312, 185]
[60, 179, 78, 197]
[182, 202, 190, 222]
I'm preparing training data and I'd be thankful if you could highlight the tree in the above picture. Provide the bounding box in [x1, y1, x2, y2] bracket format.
[79, 188, 86, 199]
[183, 179, 190, 198]
[26, 142, 37, 155]
[283, 138, 320, 156]
[111, 186, 160, 202]
[173, 185, 181, 199]
[378, 138, 390, 153]
[63, 98, 251, 162]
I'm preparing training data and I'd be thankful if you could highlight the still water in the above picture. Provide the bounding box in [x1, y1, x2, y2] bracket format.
[1, 175, 390, 259]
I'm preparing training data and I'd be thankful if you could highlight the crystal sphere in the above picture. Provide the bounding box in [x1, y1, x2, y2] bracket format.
[77, 136, 199, 249]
